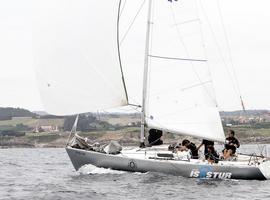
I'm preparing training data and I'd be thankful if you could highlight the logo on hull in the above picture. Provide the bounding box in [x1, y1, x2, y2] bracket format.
[128, 160, 137, 170]
[190, 166, 232, 179]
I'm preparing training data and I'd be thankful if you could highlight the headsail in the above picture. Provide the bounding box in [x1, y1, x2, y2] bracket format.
[144, 0, 225, 142]
[32, 0, 127, 115]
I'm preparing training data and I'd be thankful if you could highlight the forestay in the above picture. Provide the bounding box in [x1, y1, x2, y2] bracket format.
[32, 0, 127, 115]
[144, 0, 225, 142]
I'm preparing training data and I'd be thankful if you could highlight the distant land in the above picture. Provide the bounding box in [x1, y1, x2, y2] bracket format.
[0, 107, 37, 120]
[0, 107, 270, 148]
[32, 111, 49, 116]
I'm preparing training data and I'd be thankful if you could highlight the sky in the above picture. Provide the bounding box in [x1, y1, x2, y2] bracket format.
[0, 0, 270, 112]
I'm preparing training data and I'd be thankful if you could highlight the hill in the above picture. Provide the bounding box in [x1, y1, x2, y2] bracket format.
[0, 107, 37, 120]
[220, 110, 270, 117]
[0, 108, 270, 148]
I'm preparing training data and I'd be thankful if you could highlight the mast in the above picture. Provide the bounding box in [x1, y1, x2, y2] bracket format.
[140, 0, 153, 147]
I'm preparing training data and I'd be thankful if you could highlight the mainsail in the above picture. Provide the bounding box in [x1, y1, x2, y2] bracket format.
[32, 0, 127, 115]
[143, 0, 225, 142]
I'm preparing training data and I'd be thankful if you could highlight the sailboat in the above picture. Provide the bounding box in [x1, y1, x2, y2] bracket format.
[32, 0, 270, 180]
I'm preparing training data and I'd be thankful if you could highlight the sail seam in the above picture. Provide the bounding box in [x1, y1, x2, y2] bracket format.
[120, 0, 146, 45]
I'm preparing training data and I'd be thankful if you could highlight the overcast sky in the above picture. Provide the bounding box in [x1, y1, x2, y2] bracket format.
[0, 0, 270, 112]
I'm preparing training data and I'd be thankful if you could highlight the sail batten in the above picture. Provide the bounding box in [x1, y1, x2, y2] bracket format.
[149, 54, 207, 62]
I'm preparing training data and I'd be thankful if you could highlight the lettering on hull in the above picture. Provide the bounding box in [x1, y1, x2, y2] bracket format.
[189, 166, 232, 179]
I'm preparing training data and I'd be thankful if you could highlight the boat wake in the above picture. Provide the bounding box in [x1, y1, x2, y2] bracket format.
[78, 164, 126, 175]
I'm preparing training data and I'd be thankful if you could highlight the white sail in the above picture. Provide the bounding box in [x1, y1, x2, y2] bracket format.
[32, 0, 127, 115]
[144, 0, 225, 142]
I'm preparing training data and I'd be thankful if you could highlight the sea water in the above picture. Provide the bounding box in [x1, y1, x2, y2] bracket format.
[0, 145, 270, 200]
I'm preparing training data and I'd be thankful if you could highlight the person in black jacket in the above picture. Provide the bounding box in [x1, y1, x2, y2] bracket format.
[180, 139, 199, 159]
[148, 129, 163, 146]
[197, 139, 214, 159]
[223, 129, 240, 159]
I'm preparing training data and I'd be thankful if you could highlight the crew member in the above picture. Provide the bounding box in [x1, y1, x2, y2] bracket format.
[197, 139, 215, 159]
[148, 129, 163, 146]
[180, 139, 198, 159]
[223, 129, 240, 159]
[206, 146, 219, 164]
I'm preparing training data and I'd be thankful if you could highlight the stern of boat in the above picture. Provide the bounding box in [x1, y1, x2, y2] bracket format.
[259, 160, 270, 179]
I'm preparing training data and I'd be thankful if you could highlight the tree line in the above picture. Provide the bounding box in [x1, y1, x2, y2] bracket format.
[0, 107, 37, 120]
[63, 114, 114, 132]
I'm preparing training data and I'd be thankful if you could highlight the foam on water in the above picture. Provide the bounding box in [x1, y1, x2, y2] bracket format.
[78, 164, 126, 175]
[133, 171, 148, 175]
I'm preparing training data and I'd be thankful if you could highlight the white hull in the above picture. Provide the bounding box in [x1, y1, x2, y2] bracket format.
[66, 146, 270, 180]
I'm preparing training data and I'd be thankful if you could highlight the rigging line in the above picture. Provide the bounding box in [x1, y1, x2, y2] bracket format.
[99, 104, 141, 113]
[217, 0, 246, 110]
[129, 106, 142, 113]
[117, 0, 129, 104]
[119, 0, 127, 17]
[247, 122, 264, 155]
[128, 103, 142, 108]
[198, 0, 240, 100]
[169, 5, 217, 105]
[126, 95, 141, 107]
[149, 54, 207, 62]
[120, 0, 146, 45]
[238, 153, 270, 160]
[216, 0, 241, 96]
[194, 0, 219, 107]
[216, 0, 263, 154]
[240, 109, 264, 155]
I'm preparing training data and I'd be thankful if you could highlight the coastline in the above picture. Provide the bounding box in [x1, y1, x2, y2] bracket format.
[1, 132, 270, 148]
